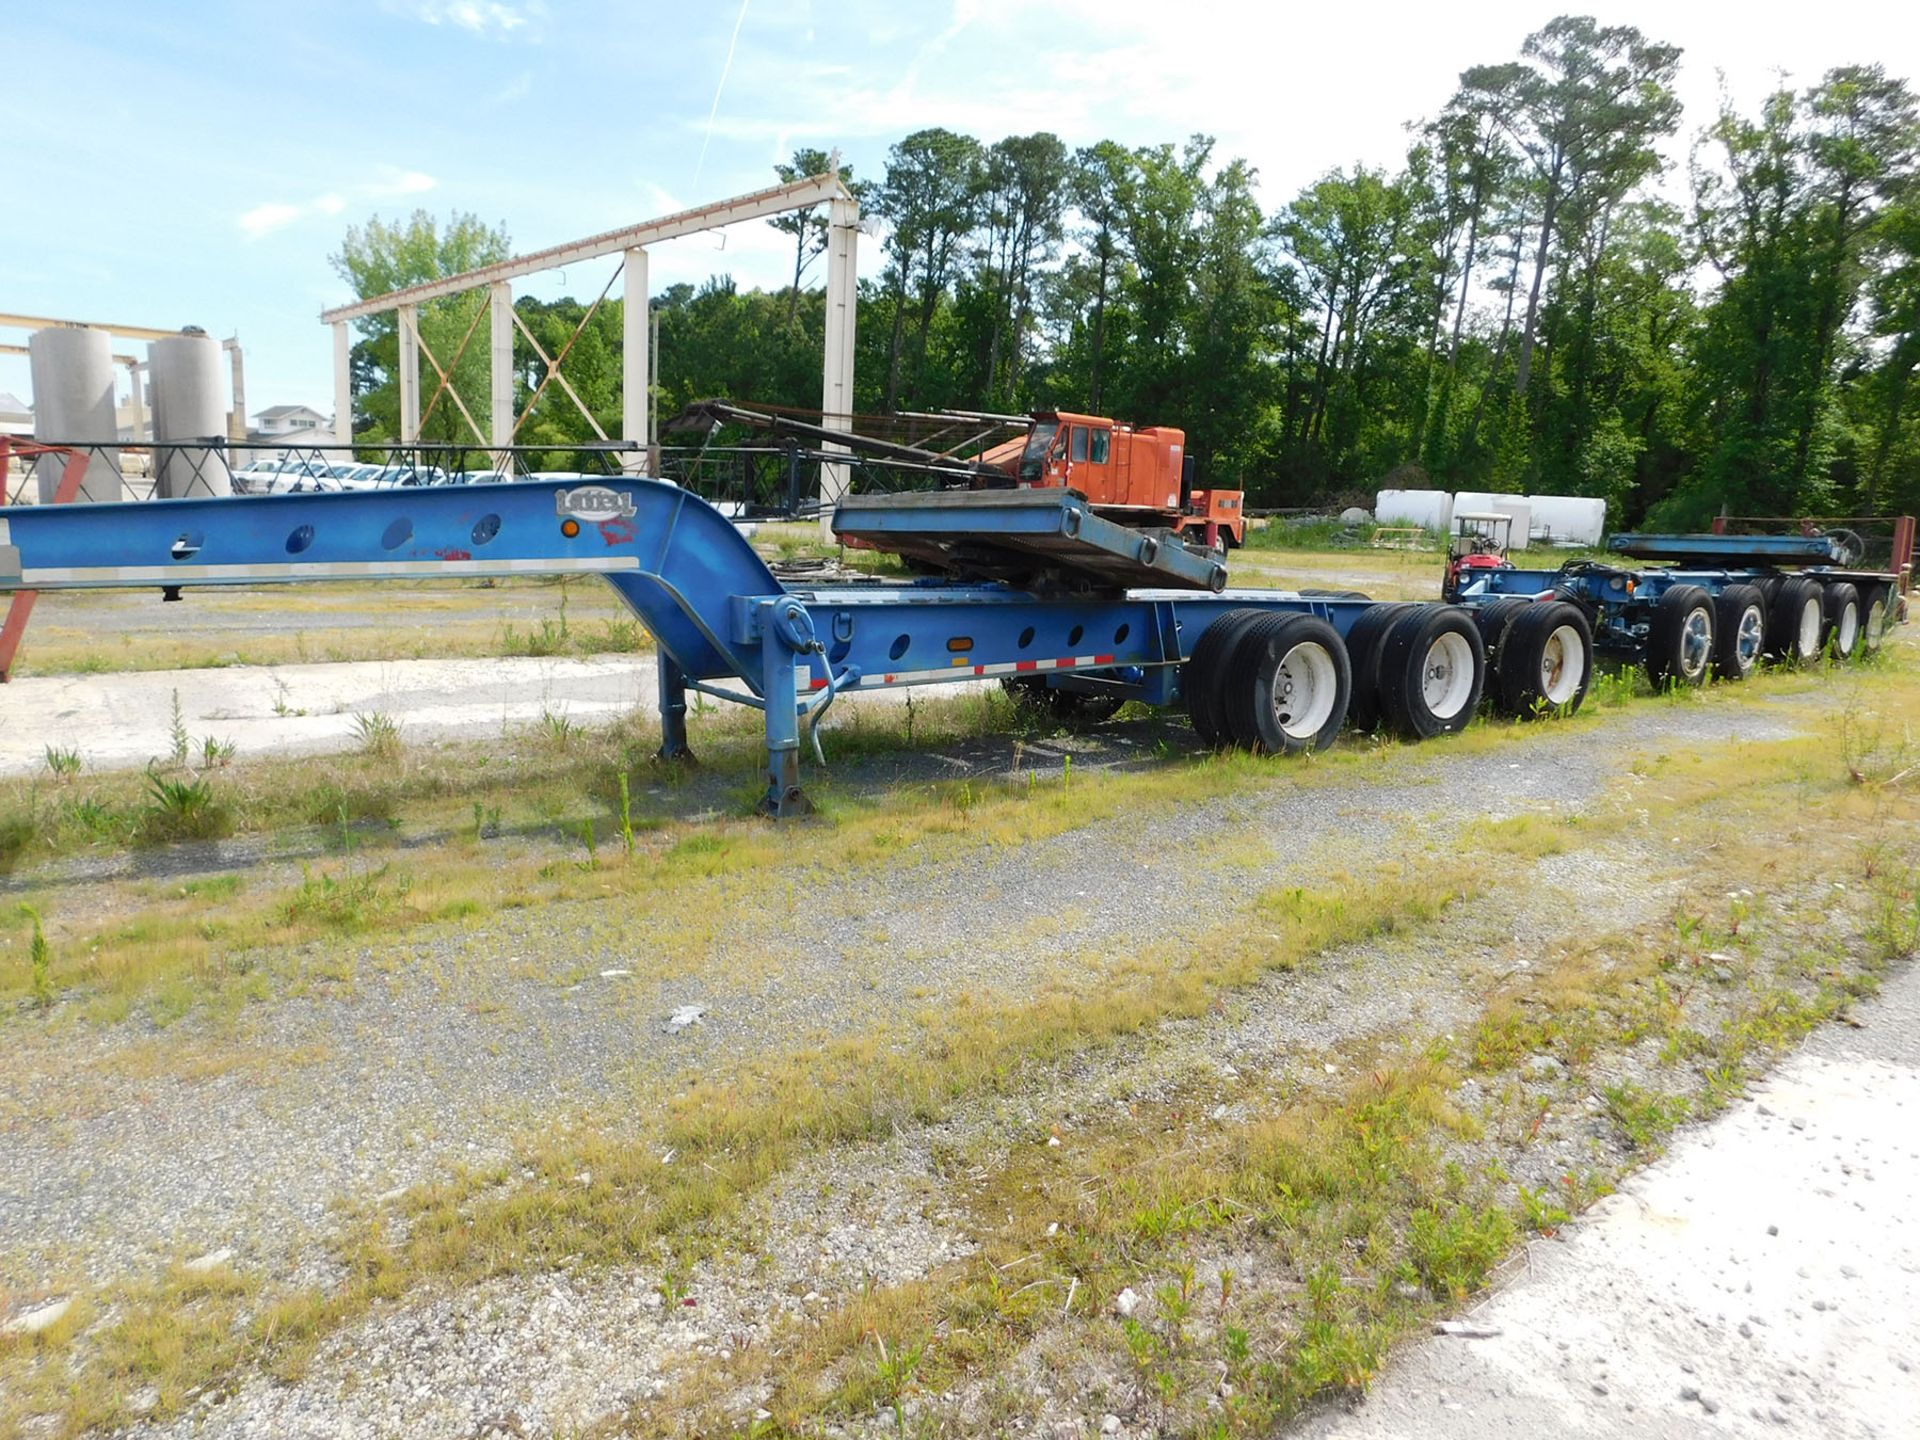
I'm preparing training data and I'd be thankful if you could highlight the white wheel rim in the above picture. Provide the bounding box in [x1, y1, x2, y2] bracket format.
[1867, 600, 1886, 649]
[1540, 625, 1586, 705]
[1272, 641, 1338, 741]
[1797, 597, 1821, 656]
[1679, 607, 1713, 679]
[1735, 605, 1765, 668]
[1421, 631, 1478, 720]
[1838, 602, 1859, 654]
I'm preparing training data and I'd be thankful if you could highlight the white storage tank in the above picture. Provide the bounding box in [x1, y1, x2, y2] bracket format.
[148, 330, 233, 498]
[1375, 488, 1452, 533]
[1525, 494, 1607, 547]
[27, 326, 125, 503]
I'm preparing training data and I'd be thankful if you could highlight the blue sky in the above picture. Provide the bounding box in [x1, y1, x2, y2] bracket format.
[6, 0, 1917, 416]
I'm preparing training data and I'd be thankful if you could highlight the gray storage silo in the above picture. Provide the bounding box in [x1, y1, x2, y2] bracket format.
[27, 326, 126, 502]
[148, 329, 233, 497]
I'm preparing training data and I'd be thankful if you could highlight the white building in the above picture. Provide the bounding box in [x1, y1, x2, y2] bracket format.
[250, 403, 332, 439]
[0, 390, 32, 439]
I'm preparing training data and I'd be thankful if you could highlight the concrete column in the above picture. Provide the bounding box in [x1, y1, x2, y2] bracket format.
[490, 281, 514, 464]
[332, 321, 351, 446]
[818, 194, 859, 535]
[225, 339, 247, 442]
[126, 362, 146, 442]
[623, 246, 650, 470]
[397, 305, 420, 442]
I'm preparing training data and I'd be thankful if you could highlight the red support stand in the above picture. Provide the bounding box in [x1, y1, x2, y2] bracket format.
[0, 440, 92, 682]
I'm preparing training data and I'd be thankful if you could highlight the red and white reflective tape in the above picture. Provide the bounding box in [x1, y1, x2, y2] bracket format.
[803, 653, 1119, 691]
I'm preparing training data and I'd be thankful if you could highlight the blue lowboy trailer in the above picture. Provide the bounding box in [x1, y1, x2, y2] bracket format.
[0, 476, 1552, 815]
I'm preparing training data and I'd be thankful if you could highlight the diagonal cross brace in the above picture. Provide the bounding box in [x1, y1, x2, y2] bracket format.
[409, 303, 492, 447]
[510, 262, 619, 442]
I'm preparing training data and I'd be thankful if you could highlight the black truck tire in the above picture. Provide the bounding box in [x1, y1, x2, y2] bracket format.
[1497, 601, 1594, 717]
[1646, 585, 1716, 689]
[1823, 581, 1863, 662]
[1375, 606, 1487, 739]
[1711, 583, 1766, 682]
[1221, 613, 1351, 754]
[1767, 576, 1825, 666]
[1470, 597, 1531, 652]
[1183, 608, 1269, 747]
[1863, 584, 1893, 653]
[1341, 602, 1418, 734]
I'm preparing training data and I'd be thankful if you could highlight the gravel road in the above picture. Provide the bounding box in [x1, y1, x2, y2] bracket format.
[0, 645, 1902, 1439]
[0, 697, 1802, 1298]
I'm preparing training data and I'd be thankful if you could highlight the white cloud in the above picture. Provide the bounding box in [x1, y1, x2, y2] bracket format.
[235, 171, 439, 240]
[368, 168, 439, 198]
[238, 202, 304, 239]
[413, 0, 547, 38]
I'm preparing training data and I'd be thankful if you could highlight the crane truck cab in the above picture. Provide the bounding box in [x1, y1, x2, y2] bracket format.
[987, 411, 1246, 551]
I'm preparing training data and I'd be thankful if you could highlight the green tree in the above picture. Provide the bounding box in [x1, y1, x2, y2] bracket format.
[330, 210, 512, 444]
[1068, 141, 1137, 412]
[766, 148, 863, 325]
[967, 132, 1071, 406]
[1493, 16, 1682, 399]
[875, 128, 985, 408]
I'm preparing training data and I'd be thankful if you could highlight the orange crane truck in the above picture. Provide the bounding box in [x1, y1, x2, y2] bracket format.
[979, 411, 1246, 552]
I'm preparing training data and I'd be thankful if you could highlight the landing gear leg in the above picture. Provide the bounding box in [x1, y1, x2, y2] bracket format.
[756, 641, 814, 818]
[655, 652, 696, 764]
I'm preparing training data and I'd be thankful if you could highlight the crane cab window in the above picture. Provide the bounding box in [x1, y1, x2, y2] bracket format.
[1089, 428, 1111, 464]
[1019, 420, 1059, 481]
[1070, 426, 1089, 463]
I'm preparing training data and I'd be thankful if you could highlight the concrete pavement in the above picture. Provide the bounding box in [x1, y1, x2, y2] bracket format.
[1299, 962, 1920, 1439]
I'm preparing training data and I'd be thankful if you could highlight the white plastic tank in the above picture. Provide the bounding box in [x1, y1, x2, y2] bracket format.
[1375, 488, 1452, 533]
[148, 330, 233, 498]
[1453, 491, 1533, 549]
[1525, 494, 1607, 547]
[27, 326, 125, 503]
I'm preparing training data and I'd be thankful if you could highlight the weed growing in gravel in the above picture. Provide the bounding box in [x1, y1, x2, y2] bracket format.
[42, 744, 82, 781]
[0, 807, 37, 873]
[137, 769, 232, 844]
[19, 903, 53, 1008]
[282, 863, 413, 931]
[1601, 1081, 1691, 1151]
[167, 689, 191, 766]
[1478, 812, 1571, 857]
[350, 711, 404, 760]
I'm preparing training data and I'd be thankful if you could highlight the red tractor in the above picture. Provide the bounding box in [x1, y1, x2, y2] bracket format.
[1442, 511, 1517, 602]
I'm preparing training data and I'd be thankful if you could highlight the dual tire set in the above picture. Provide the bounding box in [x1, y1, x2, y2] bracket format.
[1614, 574, 1888, 689]
[1181, 602, 1550, 755]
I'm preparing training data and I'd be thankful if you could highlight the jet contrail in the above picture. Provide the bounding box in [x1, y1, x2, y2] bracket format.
[693, 0, 751, 190]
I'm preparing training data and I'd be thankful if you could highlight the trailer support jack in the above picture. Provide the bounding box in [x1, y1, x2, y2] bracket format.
[654, 653, 696, 765]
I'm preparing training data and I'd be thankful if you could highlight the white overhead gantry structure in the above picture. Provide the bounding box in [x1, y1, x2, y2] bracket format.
[319, 170, 861, 510]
